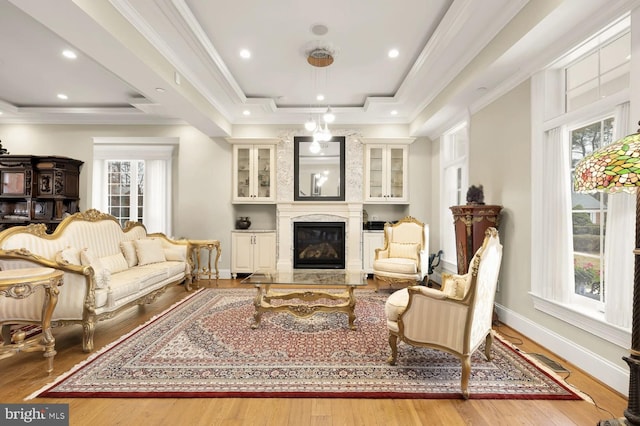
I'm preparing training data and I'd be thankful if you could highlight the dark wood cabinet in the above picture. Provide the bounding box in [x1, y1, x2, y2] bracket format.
[0, 155, 83, 232]
[450, 204, 502, 274]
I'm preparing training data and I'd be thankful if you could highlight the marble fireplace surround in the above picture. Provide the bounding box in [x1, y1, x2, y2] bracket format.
[276, 203, 363, 271]
[276, 130, 364, 271]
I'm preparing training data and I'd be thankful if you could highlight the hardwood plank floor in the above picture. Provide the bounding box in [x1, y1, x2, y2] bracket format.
[0, 279, 628, 425]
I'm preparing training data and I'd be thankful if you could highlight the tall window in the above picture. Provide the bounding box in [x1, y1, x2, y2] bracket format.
[440, 122, 468, 271]
[570, 117, 614, 306]
[107, 161, 145, 227]
[92, 139, 176, 235]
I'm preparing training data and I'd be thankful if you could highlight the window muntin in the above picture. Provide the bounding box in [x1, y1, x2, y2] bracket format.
[565, 32, 630, 112]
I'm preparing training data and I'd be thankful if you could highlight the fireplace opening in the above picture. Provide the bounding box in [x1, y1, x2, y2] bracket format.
[293, 222, 345, 269]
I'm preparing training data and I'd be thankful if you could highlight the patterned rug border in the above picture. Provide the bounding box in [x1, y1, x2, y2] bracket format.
[28, 288, 588, 401]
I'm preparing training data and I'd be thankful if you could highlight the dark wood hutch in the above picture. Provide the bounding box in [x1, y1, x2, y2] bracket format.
[0, 155, 83, 232]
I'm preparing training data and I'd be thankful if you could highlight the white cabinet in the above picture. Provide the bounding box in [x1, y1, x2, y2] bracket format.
[232, 144, 275, 203]
[231, 231, 276, 278]
[364, 144, 409, 203]
[362, 231, 385, 275]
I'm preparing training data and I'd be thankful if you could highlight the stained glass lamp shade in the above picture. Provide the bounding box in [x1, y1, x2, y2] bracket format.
[573, 129, 640, 426]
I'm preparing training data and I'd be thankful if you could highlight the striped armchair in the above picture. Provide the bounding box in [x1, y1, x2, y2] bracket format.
[384, 228, 502, 399]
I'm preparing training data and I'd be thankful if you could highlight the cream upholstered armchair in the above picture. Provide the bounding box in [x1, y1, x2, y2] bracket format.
[384, 227, 502, 399]
[372, 216, 429, 291]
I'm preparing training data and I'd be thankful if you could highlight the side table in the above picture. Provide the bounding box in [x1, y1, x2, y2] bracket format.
[187, 240, 221, 289]
[0, 267, 63, 373]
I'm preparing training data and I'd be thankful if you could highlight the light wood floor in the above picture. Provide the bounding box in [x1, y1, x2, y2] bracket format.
[0, 279, 628, 426]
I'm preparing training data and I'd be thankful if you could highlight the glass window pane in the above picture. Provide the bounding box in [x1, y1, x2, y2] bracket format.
[601, 33, 630, 74]
[567, 52, 598, 90]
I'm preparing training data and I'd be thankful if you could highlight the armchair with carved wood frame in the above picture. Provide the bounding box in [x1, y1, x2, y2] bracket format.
[372, 216, 429, 291]
[384, 228, 502, 399]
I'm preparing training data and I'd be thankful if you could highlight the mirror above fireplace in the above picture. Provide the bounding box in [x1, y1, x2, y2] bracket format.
[294, 136, 345, 201]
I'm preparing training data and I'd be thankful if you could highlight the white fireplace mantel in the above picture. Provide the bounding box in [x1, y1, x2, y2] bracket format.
[276, 202, 363, 271]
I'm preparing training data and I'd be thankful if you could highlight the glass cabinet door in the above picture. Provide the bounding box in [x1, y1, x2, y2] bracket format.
[235, 147, 252, 200]
[388, 147, 405, 199]
[367, 147, 384, 200]
[233, 144, 275, 203]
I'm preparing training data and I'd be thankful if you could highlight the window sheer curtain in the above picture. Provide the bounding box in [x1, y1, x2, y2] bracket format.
[531, 127, 573, 302]
[604, 102, 633, 328]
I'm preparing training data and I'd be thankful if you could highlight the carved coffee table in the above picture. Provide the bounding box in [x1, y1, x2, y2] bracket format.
[241, 269, 367, 330]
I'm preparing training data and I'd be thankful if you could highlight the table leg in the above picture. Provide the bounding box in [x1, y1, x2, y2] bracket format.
[251, 285, 265, 329]
[348, 286, 357, 330]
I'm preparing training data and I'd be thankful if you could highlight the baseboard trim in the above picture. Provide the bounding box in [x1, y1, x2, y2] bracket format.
[495, 303, 629, 396]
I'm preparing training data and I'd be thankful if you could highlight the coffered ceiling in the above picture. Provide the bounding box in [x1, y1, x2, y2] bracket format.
[0, 0, 636, 138]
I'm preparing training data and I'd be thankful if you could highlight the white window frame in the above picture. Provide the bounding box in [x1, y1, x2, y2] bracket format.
[92, 137, 177, 236]
[530, 15, 631, 349]
[439, 121, 469, 274]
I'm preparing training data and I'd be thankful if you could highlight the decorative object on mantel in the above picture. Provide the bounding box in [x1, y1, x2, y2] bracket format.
[235, 216, 251, 230]
[450, 204, 502, 274]
[0, 140, 9, 155]
[466, 184, 485, 204]
[573, 121, 640, 426]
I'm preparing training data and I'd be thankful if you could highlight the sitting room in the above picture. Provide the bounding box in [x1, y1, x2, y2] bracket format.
[0, 0, 637, 424]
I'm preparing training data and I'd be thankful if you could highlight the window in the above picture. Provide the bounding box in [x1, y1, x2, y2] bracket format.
[440, 122, 468, 272]
[107, 160, 145, 227]
[92, 138, 176, 236]
[565, 30, 630, 112]
[531, 14, 631, 346]
[570, 117, 614, 307]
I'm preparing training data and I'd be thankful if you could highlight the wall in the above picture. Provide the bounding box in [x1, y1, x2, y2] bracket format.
[0, 122, 432, 277]
[470, 79, 629, 392]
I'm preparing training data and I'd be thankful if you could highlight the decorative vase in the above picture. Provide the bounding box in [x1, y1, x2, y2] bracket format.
[236, 216, 251, 230]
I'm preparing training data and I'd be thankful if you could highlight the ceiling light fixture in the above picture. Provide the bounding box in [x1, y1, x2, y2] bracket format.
[57, 93, 68, 100]
[240, 49, 251, 59]
[305, 45, 336, 142]
[62, 49, 77, 59]
[388, 49, 399, 58]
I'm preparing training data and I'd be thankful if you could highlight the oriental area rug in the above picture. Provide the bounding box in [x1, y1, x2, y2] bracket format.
[31, 289, 584, 400]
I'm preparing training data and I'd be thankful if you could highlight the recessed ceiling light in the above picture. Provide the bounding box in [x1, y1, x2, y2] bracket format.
[57, 93, 68, 100]
[240, 49, 251, 59]
[62, 49, 77, 59]
[155, 87, 165, 93]
[243, 110, 251, 116]
[388, 49, 399, 58]
[390, 110, 398, 115]
[316, 94, 325, 101]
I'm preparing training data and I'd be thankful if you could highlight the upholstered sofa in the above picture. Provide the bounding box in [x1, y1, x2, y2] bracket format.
[0, 209, 192, 352]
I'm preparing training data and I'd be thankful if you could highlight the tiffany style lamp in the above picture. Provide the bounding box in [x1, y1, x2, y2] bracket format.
[573, 125, 640, 426]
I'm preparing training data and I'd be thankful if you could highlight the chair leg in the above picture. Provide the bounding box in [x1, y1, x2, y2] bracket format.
[461, 355, 471, 400]
[387, 333, 398, 365]
[484, 332, 493, 361]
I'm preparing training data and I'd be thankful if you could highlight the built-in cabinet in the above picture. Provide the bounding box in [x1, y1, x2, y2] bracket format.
[362, 230, 385, 275]
[364, 143, 409, 203]
[232, 144, 275, 203]
[0, 155, 83, 233]
[231, 230, 276, 278]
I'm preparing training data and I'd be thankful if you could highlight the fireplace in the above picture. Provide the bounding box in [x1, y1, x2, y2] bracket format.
[293, 222, 345, 269]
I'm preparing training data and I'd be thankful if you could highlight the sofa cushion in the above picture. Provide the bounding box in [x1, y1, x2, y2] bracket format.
[164, 247, 186, 262]
[120, 241, 138, 267]
[373, 258, 418, 274]
[385, 288, 409, 323]
[100, 252, 129, 274]
[134, 239, 166, 266]
[80, 247, 111, 289]
[55, 247, 81, 265]
[388, 242, 420, 261]
[441, 272, 471, 300]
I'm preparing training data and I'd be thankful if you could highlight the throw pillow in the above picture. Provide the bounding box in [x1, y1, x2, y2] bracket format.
[100, 252, 129, 274]
[55, 246, 81, 265]
[134, 238, 166, 266]
[164, 247, 186, 262]
[120, 241, 138, 267]
[80, 248, 110, 289]
[441, 272, 471, 300]
[388, 242, 420, 261]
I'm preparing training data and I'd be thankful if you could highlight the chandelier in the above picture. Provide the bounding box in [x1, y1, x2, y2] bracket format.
[304, 47, 336, 143]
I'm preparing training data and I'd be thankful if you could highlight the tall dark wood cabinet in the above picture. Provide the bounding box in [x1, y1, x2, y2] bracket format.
[450, 204, 502, 274]
[0, 155, 83, 232]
